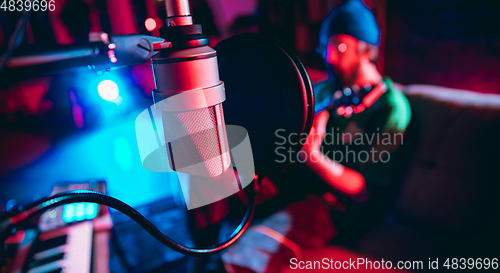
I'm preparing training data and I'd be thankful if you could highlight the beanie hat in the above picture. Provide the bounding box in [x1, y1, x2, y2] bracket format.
[319, 0, 380, 48]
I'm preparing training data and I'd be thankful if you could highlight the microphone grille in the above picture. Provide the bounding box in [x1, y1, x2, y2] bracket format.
[163, 104, 230, 177]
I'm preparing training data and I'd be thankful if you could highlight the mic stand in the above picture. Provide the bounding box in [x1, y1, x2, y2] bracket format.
[0, 34, 163, 82]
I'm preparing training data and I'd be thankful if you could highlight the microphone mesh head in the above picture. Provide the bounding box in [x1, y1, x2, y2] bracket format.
[162, 103, 230, 177]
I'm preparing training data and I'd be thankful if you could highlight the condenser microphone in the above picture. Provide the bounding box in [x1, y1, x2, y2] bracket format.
[151, 0, 231, 177]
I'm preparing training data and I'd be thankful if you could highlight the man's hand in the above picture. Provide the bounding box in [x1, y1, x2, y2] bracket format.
[301, 110, 342, 177]
[300, 111, 369, 203]
[300, 110, 330, 160]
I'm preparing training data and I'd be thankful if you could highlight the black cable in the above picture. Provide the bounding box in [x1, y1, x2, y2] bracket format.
[0, 10, 31, 77]
[1, 185, 256, 256]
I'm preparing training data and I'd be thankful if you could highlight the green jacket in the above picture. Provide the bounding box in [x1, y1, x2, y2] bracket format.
[313, 77, 412, 187]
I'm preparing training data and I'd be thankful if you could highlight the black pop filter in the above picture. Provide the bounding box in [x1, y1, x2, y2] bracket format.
[215, 34, 314, 175]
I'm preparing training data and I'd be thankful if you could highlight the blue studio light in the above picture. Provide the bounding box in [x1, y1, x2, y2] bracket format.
[98, 79, 120, 101]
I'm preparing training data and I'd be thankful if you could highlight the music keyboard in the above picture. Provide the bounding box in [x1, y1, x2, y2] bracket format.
[5, 181, 111, 273]
[16, 221, 93, 273]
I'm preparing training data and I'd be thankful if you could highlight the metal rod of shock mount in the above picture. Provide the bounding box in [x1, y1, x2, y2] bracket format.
[165, 0, 193, 26]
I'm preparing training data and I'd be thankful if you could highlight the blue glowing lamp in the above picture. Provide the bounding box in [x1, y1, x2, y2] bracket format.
[98, 80, 119, 101]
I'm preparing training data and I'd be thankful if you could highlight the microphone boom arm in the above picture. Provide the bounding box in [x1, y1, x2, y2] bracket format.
[1, 34, 164, 81]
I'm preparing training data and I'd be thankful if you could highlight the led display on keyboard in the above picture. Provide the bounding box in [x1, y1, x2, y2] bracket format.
[62, 203, 98, 223]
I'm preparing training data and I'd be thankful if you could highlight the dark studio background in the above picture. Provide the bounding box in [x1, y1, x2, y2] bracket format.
[2, 0, 499, 196]
[256, 0, 500, 93]
[1, 0, 500, 169]
[1, 0, 500, 272]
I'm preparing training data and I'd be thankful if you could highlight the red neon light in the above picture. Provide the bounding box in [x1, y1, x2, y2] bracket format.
[362, 83, 387, 107]
[337, 106, 346, 116]
[354, 104, 365, 114]
[145, 18, 157, 32]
